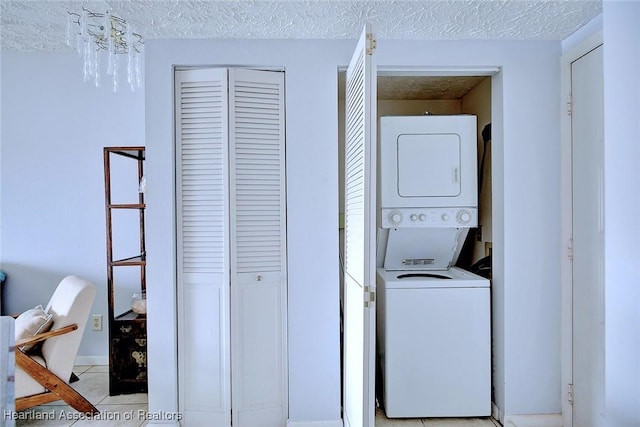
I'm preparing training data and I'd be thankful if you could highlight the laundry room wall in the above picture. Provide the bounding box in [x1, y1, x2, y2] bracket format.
[145, 37, 561, 424]
[377, 99, 461, 116]
[461, 77, 492, 264]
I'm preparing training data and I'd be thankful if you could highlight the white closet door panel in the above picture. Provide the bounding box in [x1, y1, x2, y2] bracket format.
[235, 281, 285, 403]
[343, 24, 377, 427]
[233, 280, 285, 427]
[229, 68, 287, 427]
[175, 68, 231, 425]
[180, 281, 229, 426]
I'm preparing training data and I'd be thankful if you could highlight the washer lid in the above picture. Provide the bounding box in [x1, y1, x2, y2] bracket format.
[377, 267, 489, 288]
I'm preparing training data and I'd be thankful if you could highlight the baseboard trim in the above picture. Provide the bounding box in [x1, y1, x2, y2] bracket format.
[503, 413, 563, 427]
[75, 355, 108, 366]
[287, 419, 343, 427]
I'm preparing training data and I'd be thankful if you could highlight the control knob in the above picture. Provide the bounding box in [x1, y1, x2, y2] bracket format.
[389, 211, 403, 226]
[457, 210, 472, 224]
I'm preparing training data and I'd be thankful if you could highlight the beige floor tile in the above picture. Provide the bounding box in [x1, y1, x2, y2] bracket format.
[376, 406, 500, 427]
[85, 366, 109, 374]
[14, 407, 75, 427]
[421, 417, 497, 426]
[70, 372, 109, 406]
[376, 418, 424, 427]
[376, 407, 424, 426]
[100, 393, 147, 406]
[71, 404, 148, 427]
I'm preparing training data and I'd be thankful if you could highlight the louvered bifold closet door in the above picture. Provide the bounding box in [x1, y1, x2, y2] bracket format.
[229, 68, 287, 427]
[343, 24, 377, 427]
[175, 68, 231, 426]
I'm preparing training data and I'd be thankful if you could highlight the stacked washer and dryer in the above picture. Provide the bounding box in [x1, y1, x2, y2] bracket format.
[376, 115, 491, 418]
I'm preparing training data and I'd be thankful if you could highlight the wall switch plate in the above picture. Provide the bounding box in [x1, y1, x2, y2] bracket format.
[92, 315, 102, 331]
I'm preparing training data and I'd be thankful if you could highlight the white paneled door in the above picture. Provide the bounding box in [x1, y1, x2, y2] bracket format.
[175, 67, 287, 427]
[571, 45, 604, 427]
[343, 24, 377, 427]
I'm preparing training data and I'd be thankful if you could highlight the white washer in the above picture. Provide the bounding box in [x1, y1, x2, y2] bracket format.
[376, 267, 491, 418]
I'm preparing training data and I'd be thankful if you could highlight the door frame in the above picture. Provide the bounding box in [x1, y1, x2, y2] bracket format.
[559, 30, 603, 427]
[340, 63, 500, 424]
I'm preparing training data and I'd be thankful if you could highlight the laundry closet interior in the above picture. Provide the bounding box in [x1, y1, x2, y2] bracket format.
[338, 69, 495, 418]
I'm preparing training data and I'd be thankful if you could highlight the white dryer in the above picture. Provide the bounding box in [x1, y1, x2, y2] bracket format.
[376, 266, 491, 418]
[378, 115, 478, 211]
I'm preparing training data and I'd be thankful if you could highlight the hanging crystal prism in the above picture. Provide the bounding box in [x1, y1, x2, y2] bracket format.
[94, 49, 101, 88]
[112, 55, 119, 93]
[67, 8, 143, 92]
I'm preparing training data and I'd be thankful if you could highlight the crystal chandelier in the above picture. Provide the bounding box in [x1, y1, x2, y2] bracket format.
[66, 9, 144, 92]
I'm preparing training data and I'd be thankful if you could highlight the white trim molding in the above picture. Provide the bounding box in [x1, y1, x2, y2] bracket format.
[504, 414, 563, 427]
[287, 420, 343, 427]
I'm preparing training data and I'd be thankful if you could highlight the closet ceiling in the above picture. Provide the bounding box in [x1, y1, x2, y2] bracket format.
[2, 0, 601, 52]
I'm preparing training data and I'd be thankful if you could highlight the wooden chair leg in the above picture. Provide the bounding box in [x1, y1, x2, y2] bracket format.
[16, 392, 60, 411]
[16, 350, 99, 414]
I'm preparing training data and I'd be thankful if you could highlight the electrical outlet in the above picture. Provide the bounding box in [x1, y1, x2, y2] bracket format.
[91, 315, 102, 331]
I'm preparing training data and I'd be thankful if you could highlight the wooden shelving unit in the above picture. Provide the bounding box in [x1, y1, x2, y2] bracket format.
[103, 146, 147, 395]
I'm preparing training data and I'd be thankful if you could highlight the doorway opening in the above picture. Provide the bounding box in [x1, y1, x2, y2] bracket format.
[338, 69, 495, 423]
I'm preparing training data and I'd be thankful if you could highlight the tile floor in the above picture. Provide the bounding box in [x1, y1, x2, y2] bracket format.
[375, 407, 501, 427]
[12, 365, 501, 426]
[14, 365, 148, 427]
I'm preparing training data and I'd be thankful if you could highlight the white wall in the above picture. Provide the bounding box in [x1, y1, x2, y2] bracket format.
[0, 51, 145, 359]
[144, 39, 351, 424]
[145, 37, 562, 423]
[602, 2, 640, 426]
[0, 36, 564, 424]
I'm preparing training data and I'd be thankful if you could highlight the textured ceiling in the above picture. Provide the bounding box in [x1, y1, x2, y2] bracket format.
[1, 0, 602, 52]
[377, 75, 488, 99]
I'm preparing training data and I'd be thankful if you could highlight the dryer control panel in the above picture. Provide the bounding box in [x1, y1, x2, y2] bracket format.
[381, 207, 477, 228]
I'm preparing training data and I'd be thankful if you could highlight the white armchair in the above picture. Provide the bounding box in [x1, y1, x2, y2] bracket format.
[14, 275, 99, 414]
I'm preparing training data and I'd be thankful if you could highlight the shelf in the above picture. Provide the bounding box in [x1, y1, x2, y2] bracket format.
[111, 254, 146, 267]
[108, 147, 145, 161]
[108, 203, 146, 209]
[115, 310, 146, 321]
